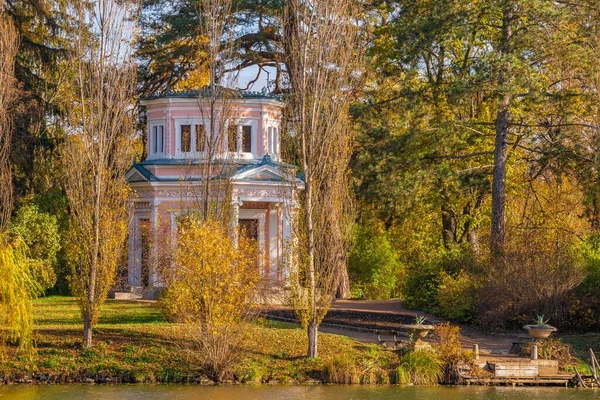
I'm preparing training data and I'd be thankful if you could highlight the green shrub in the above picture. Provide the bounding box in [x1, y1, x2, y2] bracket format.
[435, 271, 479, 323]
[403, 261, 441, 310]
[11, 204, 60, 291]
[403, 247, 479, 315]
[396, 349, 442, 385]
[236, 360, 267, 383]
[349, 223, 402, 300]
[11, 204, 60, 268]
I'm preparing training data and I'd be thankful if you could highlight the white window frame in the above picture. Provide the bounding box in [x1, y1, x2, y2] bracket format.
[228, 118, 258, 158]
[174, 118, 210, 158]
[148, 119, 166, 159]
[266, 123, 280, 159]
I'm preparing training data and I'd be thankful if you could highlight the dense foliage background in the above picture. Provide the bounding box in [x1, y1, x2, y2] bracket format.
[3, 0, 600, 332]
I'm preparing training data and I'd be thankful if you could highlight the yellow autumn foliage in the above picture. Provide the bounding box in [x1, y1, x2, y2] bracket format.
[159, 217, 260, 381]
[0, 233, 42, 361]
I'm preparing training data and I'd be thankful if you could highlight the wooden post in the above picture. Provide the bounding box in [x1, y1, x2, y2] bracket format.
[590, 348, 600, 386]
[531, 344, 538, 360]
[575, 367, 587, 388]
[473, 344, 479, 360]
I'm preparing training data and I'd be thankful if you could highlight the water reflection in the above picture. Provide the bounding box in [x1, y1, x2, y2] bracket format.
[0, 385, 598, 400]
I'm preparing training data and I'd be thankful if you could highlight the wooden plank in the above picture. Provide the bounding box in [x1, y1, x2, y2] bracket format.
[575, 367, 587, 388]
[590, 348, 600, 386]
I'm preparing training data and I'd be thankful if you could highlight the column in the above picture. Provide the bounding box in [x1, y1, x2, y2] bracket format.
[268, 203, 280, 281]
[231, 195, 242, 247]
[127, 203, 137, 286]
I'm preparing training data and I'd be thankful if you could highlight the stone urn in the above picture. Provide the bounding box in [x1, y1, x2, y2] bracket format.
[400, 324, 435, 349]
[523, 324, 557, 341]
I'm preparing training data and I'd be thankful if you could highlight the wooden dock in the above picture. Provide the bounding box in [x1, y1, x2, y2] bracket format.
[463, 375, 573, 386]
[464, 355, 574, 386]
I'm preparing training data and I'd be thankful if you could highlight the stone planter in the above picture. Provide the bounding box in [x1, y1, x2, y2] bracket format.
[400, 324, 435, 349]
[523, 324, 557, 341]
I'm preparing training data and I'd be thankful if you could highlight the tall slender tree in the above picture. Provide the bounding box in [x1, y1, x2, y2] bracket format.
[283, 0, 363, 358]
[62, 0, 138, 349]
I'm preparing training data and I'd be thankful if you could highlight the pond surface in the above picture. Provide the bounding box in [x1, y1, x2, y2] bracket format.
[1, 385, 600, 400]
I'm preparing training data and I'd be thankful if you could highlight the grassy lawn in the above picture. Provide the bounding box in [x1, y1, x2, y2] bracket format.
[561, 334, 600, 374]
[0, 296, 398, 384]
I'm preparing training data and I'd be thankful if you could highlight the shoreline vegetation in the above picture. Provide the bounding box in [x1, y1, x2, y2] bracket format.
[0, 297, 595, 387]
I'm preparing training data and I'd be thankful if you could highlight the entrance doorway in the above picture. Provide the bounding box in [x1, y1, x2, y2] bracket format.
[238, 218, 259, 241]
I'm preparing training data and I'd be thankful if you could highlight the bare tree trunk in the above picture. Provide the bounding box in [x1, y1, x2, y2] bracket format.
[491, 101, 509, 255]
[0, 12, 18, 231]
[307, 319, 318, 358]
[337, 267, 350, 299]
[490, 1, 513, 256]
[83, 311, 93, 348]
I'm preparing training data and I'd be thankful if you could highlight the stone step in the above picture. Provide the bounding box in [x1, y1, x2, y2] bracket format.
[112, 285, 161, 300]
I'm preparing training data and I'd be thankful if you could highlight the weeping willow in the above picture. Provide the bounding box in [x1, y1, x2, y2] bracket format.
[0, 233, 41, 360]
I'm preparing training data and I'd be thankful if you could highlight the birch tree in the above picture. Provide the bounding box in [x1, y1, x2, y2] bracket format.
[283, 0, 363, 358]
[62, 0, 138, 349]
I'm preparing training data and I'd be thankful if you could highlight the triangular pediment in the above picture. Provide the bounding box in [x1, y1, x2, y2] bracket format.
[234, 165, 286, 182]
[126, 165, 157, 183]
[126, 170, 146, 183]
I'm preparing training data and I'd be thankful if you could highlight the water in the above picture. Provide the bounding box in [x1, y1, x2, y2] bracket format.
[0, 385, 599, 400]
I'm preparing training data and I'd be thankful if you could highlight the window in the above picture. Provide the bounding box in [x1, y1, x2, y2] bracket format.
[268, 126, 278, 155]
[195, 125, 206, 152]
[227, 123, 238, 152]
[181, 124, 191, 152]
[268, 127, 274, 154]
[151, 125, 164, 154]
[242, 126, 252, 153]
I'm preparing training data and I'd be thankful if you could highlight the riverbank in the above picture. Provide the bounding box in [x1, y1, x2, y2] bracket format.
[1, 296, 595, 387]
[0, 297, 397, 384]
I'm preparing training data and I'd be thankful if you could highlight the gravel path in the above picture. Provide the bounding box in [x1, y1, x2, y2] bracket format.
[264, 299, 528, 355]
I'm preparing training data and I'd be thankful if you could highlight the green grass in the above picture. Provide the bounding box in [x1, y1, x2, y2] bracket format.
[0, 296, 398, 384]
[561, 334, 600, 375]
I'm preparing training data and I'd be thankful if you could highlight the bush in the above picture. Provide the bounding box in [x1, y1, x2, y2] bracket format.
[348, 223, 402, 300]
[478, 229, 585, 330]
[158, 217, 260, 382]
[435, 271, 479, 323]
[322, 355, 361, 384]
[403, 247, 478, 315]
[519, 338, 575, 369]
[11, 204, 60, 267]
[396, 349, 442, 385]
[435, 323, 474, 384]
[11, 204, 59, 291]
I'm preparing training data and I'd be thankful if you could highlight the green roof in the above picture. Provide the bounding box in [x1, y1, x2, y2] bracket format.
[145, 88, 283, 101]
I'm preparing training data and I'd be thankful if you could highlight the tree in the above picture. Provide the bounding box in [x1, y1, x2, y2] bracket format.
[283, 0, 363, 358]
[11, 203, 60, 290]
[0, 235, 37, 360]
[61, 0, 138, 349]
[4, 0, 73, 206]
[158, 217, 259, 381]
[137, 0, 284, 95]
[348, 222, 402, 299]
[0, 3, 19, 229]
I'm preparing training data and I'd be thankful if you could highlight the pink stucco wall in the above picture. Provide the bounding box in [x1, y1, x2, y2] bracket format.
[144, 99, 282, 160]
